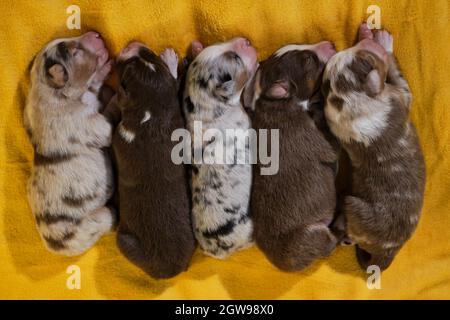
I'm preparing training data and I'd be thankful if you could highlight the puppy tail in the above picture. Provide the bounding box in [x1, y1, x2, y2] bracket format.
[264, 224, 337, 272]
[116, 229, 187, 279]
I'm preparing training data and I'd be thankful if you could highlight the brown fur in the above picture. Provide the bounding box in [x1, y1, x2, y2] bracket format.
[112, 46, 195, 278]
[324, 33, 426, 270]
[245, 48, 338, 271]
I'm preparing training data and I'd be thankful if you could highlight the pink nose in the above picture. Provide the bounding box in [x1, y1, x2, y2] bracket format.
[314, 41, 336, 63]
[231, 37, 257, 63]
[82, 31, 101, 41]
[118, 41, 146, 60]
[233, 37, 252, 49]
[356, 39, 387, 61]
[80, 31, 105, 53]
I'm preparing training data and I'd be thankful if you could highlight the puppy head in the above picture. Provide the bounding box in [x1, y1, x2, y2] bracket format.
[242, 42, 336, 111]
[31, 32, 108, 95]
[116, 42, 176, 111]
[187, 37, 258, 105]
[323, 39, 388, 102]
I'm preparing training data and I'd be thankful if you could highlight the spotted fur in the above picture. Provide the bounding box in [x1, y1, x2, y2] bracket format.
[25, 33, 115, 256]
[323, 29, 426, 270]
[182, 39, 256, 259]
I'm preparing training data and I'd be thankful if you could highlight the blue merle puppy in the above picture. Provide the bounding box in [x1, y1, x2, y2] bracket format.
[182, 38, 258, 259]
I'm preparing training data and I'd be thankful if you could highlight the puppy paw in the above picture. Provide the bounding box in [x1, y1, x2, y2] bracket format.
[374, 29, 393, 53]
[97, 50, 109, 68]
[191, 40, 204, 58]
[90, 60, 113, 91]
[358, 22, 374, 41]
[160, 48, 178, 79]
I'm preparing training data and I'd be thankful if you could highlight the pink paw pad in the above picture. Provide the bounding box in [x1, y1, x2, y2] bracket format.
[358, 22, 374, 41]
[160, 48, 178, 79]
[374, 30, 393, 53]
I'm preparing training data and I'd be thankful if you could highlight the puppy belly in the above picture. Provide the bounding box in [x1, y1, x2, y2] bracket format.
[192, 164, 253, 258]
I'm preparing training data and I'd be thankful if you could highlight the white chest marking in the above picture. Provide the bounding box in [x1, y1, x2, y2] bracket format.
[141, 111, 151, 124]
[119, 123, 135, 143]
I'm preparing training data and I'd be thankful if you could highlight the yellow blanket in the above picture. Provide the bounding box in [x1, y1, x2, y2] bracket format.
[1, 0, 449, 299]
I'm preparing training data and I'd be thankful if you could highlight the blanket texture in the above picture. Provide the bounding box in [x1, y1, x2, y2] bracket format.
[0, 0, 449, 299]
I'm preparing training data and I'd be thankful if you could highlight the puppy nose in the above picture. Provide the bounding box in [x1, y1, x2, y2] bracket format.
[119, 41, 146, 60]
[233, 37, 252, 48]
[123, 41, 143, 53]
[315, 41, 337, 63]
[83, 31, 101, 41]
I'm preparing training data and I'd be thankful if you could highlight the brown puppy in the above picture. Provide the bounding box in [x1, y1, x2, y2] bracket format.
[243, 42, 339, 271]
[323, 23, 426, 270]
[111, 42, 195, 279]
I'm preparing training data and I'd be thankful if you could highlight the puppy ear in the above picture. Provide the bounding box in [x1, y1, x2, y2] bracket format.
[118, 81, 129, 101]
[46, 63, 68, 88]
[214, 79, 235, 100]
[364, 69, 384, 97]
[241, 70, 258, 111]
[266, 80, 290, 99]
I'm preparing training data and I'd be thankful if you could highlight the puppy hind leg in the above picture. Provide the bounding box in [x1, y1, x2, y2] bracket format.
[117, 229, 187, 279]
[57, 206, 116, 256]
[160, 48, 179, 79]
[344, 196, 374, 238]
[356, 246, 397, 271]
[268, 224, 338, 272]
[331, 212, 355, 246]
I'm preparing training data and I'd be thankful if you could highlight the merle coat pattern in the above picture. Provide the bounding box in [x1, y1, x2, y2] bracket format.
[24, 33, 115, 256]
[323, 25, 426, 270]
[182, 39, 257, 259]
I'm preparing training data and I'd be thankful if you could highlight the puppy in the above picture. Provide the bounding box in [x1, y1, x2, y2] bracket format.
[323, 23, 426, 270]
[182, 38, 258, 259]
[112, 43, 195, 278]
[24, 32, 115, 256]
[242, 42, 339, 271]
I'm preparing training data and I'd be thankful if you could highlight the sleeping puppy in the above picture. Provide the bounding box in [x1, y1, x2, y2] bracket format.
[242, 42, 339, 271]
[183, 38, 257, 259]
[24, 32, 115, 256]
[113, 42, 195, 278]
[323, 23, 426, 270]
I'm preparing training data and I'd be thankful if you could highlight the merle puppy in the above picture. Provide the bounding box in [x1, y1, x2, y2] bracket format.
[25, 32, 115, 256]
[182, 38, 258, 259]
[323, 23, 426, 270]
[112, 42, 195, 278]
[242, 42, 339, 271]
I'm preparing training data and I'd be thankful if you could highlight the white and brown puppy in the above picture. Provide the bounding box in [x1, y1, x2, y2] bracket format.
[323, 23, 426, 270]
[113, 43, 195, 278]
[183, 38, 258, 259]
[243, 42, 339, 271]
[25, 32, 115, 256]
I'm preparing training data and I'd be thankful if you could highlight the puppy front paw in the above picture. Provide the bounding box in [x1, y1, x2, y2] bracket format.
[374, 29, 393, 53]
[358, 22, 374, 41]
[90, 60, 113, 91]
[160, 48, 178, 79]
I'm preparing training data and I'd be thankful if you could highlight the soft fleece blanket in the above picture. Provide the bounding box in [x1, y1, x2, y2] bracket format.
[0, 0, 449, 299]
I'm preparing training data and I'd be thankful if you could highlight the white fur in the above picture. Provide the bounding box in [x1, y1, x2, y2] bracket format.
[275, 44, 315, 57]
[118, 122, 135, 143]
[183, 40, 254, 259]
[25, 37, 115, 256]
[141, 111, 151, 124]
